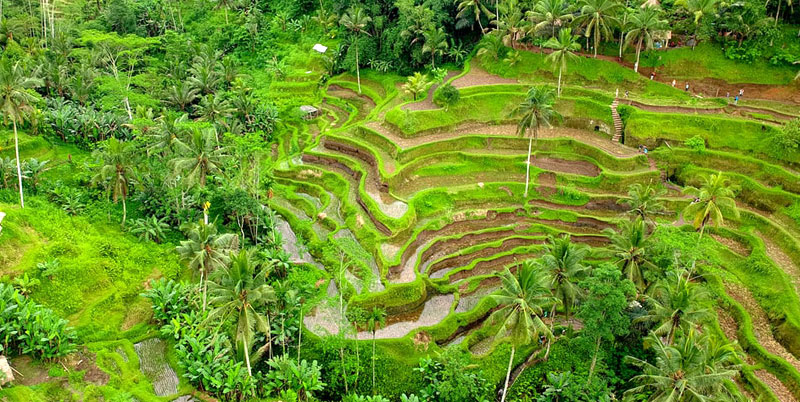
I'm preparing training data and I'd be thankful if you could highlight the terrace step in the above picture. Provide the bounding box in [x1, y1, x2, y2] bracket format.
[610, 99, 623, 143]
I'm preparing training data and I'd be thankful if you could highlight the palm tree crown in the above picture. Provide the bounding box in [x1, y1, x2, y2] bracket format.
[625, 329, 740, 400]
[207, 249, 276, 376]
[543, 27, 581, 96]
[636, 267, 712, 345]
[92, 137, 137, 224]
[170, 127, 229, 188]
[603, 217, 656, 292]
[340, 7, 372, 94]
[527, 0, 573, 39]
[625, 5, 668, 72]
[0, 61, 43, 209]
[682, 172, 739, 238]
[511, 86, 561, 198]
[575, 0, 620, 58]
[490, 263, 555, 402]
[538, 235, 590, 319]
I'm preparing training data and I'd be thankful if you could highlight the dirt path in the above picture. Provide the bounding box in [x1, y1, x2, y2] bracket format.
[521, 44, 800, 105]
[758, 231, 800, 297]
[532, 157, 600, 177]
[452, 65, 517, 88]
[725, 283, 800, 373]
[618, 99, 793, 123]
[718, 296, 799, 401]
[367, 121, 640, 158]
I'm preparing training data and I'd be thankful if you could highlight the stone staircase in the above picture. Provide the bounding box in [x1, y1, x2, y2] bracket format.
[611, 99, 623, 143]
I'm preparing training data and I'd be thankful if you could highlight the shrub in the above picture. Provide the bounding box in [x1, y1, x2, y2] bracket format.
[141, 279, 196, 324]
[433, 83, 460, 110]
[685, 135, 706, 153]
[772, 118, 800, 152]
[414, 348, 493, 402]
[0, 283, 77, 360]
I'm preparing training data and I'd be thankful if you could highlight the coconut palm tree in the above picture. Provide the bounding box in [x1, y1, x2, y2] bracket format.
[476, 31, 504, 60]
[636, 267, 712, 345]
[676, 0, 718, 49]
[489, 264, 555, 402]
[366, 307, 387, 394]
[422, 27, 448, 68]
[682, 172, 739, 238]
[170, 127, 229, 188]
[621, 182, 666, 224]
[0, 61, 43, 209]
[575, 0, 620, 58]
[538, 235, 589, 320]
[624, 330, 740, 400]
[176, 221, 239, 312]
[455, 0, 495, 35]
[339, 7, 372, 94]
[624, 5, 668, 72]
[543, 28, 580, 96]
[148, 113, 189, 156]
[510, 86, 561, 198]
[603, 217, 656, 292]
[527, 0, 573, 39]
[495, 1, 528, 49]
[207, 249, 276, 376]
[91, 138, 137, 225]
[195, 94, 235, 129]
[164, 82, 198, 111]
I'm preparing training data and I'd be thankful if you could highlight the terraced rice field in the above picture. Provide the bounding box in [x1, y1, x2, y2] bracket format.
[270, 65, 800, 400]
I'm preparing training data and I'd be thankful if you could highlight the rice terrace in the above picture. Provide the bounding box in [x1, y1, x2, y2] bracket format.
[1, 0, 800, 401]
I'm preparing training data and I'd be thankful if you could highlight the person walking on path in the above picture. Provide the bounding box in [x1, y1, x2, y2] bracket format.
[671, 79, 676, 87]
[738, 88, 744, 97]
[734, 95, 739, 105]
[726, 92, 729, 99]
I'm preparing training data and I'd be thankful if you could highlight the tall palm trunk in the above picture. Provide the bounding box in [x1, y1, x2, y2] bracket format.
[201, 266, 207, 312]
[545, 304, 556, 360]
[355, 35, 362, 94]
[500, 346, 515, 402]
[557, 67, 563, 97]
[13, 121, 24, 208]
[524, 134, 532, 198]
[587, 336, 601, 383]
[634, 37, 643, 72]
[121, 196, 127, 225]
[593, 26, 599, 58]
[243, 337, 252, 376]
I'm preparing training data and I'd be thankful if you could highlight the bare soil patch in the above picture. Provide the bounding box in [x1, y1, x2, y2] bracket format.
[533, 157, 600, 177]
[725, 283, 800, 373]
[452, 65, 517, 88]
[710, 234, 752, 257]
[758, 232, 800, 297]
[755, 369, 797, 402]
